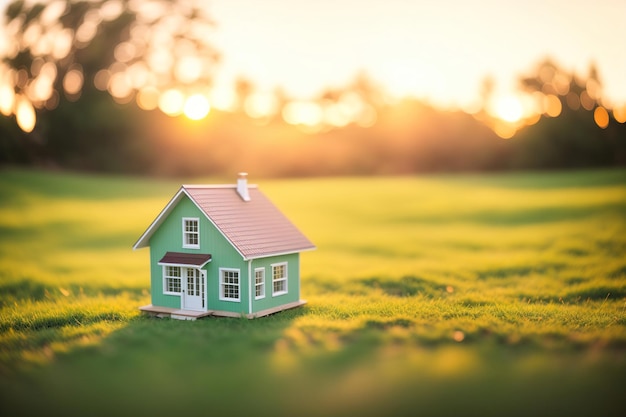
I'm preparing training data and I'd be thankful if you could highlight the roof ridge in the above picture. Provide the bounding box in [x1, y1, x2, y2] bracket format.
[182, 184, 258, 189]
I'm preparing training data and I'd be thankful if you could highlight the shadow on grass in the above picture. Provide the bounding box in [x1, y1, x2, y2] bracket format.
[2, 306, 626, 417]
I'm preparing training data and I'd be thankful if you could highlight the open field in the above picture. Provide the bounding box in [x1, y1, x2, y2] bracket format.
[1, 168, 625, 416]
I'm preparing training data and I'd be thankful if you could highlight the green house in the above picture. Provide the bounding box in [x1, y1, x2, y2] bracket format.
[133, 173, 315, 320]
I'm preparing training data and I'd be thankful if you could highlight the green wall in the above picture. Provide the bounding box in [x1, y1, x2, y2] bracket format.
[250, 253, 300, 313]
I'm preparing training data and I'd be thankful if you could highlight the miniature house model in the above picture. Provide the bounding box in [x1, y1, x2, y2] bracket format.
[133, 173, 315, 320]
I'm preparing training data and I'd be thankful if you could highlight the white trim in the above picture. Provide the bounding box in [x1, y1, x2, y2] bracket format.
[158, 261, 212, 269]
[243, 246, 316, 261]
[162, 265, 182, 296]
[182, 217, 200, 249]
[254, 267, 266, 300]
[297, 256, 301, 301]
[248, 260, 253, 314]
[271, 262, 288, 296]
[219, 267, 240, 302]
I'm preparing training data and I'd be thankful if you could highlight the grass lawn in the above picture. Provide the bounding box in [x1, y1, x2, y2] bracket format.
[0, 168, 625, 417]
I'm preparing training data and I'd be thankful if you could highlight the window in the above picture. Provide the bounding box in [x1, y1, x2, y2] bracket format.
[272, 262, 288, 296]
[220, 268, 240, 301]
[164, 266, 181, 294]
[182, 218, 199, 248]
[255, 268, 265, 299]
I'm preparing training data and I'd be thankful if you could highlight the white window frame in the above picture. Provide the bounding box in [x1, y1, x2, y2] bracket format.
[219, 268, 240, 302]
[182, 217, 200, 249]
[163, 265, 182, 295]
[254, 267, 265, 300]
[271, 262, 288, 296]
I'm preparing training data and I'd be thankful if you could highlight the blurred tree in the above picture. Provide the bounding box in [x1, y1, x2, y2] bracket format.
[0, 0, 217, 170]
[4, 0, 217, 109]
[514, 59, 625, 169]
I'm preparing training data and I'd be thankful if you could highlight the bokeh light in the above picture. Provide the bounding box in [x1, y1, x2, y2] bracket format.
[93, 70, 110, 91]
[159, 89, 185, 116]
[1, 0, 217, 131]
[108, 71, 133, 102]
[282, 101, 323, 127]
[492, 96, 523, 123]
[137, 86, 160, 111]
[207, 87, 235, 112]
[244, 92, 279, 119]
[175, 56, 203, 84]
[63, 67, 84, 97]
[565, 92, 580, 111]
[183, 93, 211, 120]
[0, 83, 15, 116]
[493, 122, 517, 139]
[580, 91, 595, 111]
[613, 105, 626, 124]
[593, 106, 609, 129]
[15, 96, 36, 133]
[543, 94, 562, 117]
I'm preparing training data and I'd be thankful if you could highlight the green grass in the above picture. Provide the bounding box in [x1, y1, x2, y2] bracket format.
[1, 168, 625, 417]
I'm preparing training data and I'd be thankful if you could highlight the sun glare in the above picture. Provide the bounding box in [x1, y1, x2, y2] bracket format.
[493, 96, 523, 123]
[183, 93, 210, 120]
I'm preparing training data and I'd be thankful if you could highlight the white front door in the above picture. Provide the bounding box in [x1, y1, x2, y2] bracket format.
[183, 268, 204, 311]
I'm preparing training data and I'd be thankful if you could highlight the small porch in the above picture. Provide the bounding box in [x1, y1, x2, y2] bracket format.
[140, 300, 307, 320]
[139, 305, 213, 321]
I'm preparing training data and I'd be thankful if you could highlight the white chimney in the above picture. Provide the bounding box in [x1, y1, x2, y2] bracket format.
[236, 172, 251, 201]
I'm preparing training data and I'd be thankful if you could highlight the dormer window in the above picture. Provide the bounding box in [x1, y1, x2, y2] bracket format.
[182, 218, 199, 248]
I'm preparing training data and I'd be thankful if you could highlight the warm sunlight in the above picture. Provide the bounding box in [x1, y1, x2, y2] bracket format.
[136, 86, 159, 111]
[282, 101, 323, 127]
[183, 93, 210, 120]
[244, 92, 279, 119]
[492, 96, 523, 123]
[158, 88, 185, 116]
[210, 1, 626, 107]
[209, 86, 237, 111]
[15, 95, 35, 132]
[544, 94, 562, 117]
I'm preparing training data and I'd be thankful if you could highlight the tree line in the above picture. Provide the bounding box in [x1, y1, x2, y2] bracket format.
[1, 0, 624, 177]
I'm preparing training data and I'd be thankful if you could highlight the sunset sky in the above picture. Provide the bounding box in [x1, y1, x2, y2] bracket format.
[1, 0, 625, 111]
[209, 0, 626, 109]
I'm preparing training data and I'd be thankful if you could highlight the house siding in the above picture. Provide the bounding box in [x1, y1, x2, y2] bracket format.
[149, 195, 250, 314]
[250, 253, 300, 314]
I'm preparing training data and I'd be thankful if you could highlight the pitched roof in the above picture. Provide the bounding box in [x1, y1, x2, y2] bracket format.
[158, 252, 212, 267]
[133, 184, 315, 260]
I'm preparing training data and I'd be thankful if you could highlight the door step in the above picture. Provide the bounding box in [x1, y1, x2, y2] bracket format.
[171, 313, 198, 321]
[139, 305, 213, 320]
